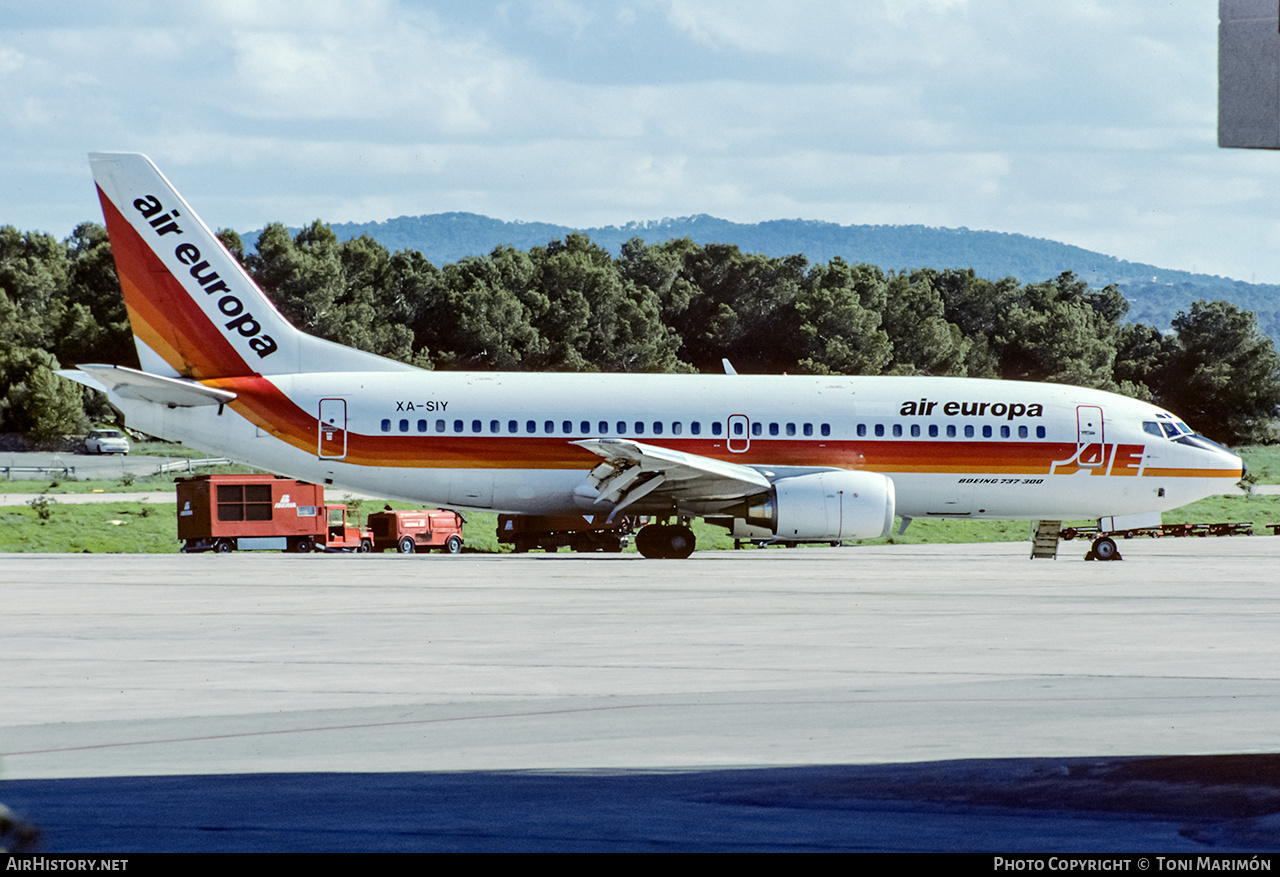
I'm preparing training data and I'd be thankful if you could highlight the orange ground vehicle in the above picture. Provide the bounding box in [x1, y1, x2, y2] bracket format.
[176, 474, 372, 553]
[366, 508, 466, 554]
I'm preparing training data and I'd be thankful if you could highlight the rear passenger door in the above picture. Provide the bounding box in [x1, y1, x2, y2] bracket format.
[318, 398, 347, 459]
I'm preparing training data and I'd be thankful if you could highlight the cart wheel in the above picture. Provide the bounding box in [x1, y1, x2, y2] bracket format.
[293, 538, 313, 553]
[445, 535, 463, 554]
[358, 539, 372, 553]
[399, 536, 416, 554]
[214, 539, 234, 554]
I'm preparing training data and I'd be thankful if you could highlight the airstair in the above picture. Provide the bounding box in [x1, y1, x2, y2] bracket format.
[1030, 519, 1062, 559]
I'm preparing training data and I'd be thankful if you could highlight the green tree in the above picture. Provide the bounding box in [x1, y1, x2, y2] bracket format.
[792, 258, 891, 376]
[1159, 300, 1280, 444]
[434, 247, 545, 369]
[0, 349, 85, 443]
[882, 271, 968, 375]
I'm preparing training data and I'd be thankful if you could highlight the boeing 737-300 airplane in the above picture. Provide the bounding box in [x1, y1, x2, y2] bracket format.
[62, 153, 1245, 558]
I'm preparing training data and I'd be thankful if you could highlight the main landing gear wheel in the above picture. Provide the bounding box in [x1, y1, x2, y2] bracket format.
[1089, 536, 1121, 561]
[636, 524, 696, 559]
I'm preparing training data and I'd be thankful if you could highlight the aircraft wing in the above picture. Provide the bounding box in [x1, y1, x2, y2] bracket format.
[59, 364, 238, 408]
[572, 438, 772, 515]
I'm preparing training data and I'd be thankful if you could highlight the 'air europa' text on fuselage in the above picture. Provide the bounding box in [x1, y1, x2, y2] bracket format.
[899, 399, 1044, 420]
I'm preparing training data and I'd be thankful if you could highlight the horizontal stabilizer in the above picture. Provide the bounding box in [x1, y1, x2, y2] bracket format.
[60, 364, 237, 408]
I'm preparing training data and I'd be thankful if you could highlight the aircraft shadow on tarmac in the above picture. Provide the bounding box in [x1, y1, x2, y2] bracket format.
[4, 754, 1280, 853]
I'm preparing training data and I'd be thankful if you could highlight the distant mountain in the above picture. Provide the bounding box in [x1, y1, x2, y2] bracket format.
[247, 213, 1280, 343]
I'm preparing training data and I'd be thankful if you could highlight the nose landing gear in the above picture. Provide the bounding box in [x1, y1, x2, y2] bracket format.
[1087, 536, 1121, 561]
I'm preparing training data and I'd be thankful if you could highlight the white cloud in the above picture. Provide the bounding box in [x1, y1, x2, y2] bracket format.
[5, 0, 1280, 286]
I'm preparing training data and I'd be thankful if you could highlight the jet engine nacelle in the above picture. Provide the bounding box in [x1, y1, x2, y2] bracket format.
[730, 470, 896, 541]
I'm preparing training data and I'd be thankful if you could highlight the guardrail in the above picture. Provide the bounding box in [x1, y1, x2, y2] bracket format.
[2, 464, 76, 480]
[152, 457, 234, 475]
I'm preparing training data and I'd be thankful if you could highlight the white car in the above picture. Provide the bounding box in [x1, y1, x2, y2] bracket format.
[85, 428, 131, 455]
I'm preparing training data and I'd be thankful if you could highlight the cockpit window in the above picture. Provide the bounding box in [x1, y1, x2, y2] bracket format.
[1154, 413, 1192, 438]
[1148, 415, 1193, 440]
[1176, 433, 1232, 454]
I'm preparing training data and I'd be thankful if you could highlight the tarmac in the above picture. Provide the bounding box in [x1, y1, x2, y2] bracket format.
[3, 540, 1280, 851]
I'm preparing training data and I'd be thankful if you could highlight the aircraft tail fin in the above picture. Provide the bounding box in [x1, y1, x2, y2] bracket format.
[89, 152, 411, 379]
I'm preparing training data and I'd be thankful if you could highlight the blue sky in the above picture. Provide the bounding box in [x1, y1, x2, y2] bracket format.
[5, 1, 1280, 283]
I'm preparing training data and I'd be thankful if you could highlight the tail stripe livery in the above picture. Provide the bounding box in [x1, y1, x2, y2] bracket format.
[95, 187, 263, 379]
[89, 153, 411, 380]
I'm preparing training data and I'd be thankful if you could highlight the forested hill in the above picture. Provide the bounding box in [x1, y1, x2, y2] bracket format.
[251, 213, 1280, 340]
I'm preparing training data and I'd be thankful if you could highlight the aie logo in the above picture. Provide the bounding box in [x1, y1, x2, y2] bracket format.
[133, 194, 278, 359]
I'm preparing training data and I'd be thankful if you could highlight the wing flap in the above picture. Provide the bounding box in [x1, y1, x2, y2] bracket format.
[573, 438, 771, 511]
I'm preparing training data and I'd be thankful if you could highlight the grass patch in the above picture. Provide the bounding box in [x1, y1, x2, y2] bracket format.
[0, 500, 178, 553]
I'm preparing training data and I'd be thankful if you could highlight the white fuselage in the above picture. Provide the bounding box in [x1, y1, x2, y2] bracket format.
[115, 371, 1243, 523]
